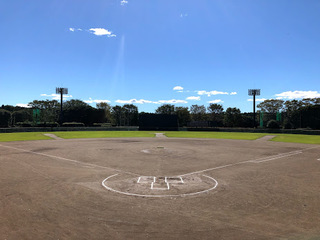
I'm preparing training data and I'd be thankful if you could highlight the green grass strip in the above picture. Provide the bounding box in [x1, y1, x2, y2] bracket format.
[53, 131, 155, 139]
[164, 131, 267, 140]
[0, 131, 319, 144]
[271, 134, 320, 145]
[0, 132, 52, 142]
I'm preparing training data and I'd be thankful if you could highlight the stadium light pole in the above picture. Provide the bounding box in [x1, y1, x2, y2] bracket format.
[248, 89, 260, 128]
[56, 87, 68, 124]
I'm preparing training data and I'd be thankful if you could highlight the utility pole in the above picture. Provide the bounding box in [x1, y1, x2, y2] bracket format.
[248, 89, 260, 128]
[56, 87, 68, 125]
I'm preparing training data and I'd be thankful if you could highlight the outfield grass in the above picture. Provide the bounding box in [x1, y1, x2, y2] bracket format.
[165, 131, 320, 144]
[164, 131, 267, 140]
[53, 131, 156, 139]
[271, 134, 320, 145]
[0, 131, 319, 144]
[0, 132, 52, 142]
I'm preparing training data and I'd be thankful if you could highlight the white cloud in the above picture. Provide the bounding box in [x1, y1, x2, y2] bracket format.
[180, 13, 188, 18]
[69, 28, 82, 32]
[16, 103, 31, 108]
[121, 0, 128, 5]
[247, 98, 267, 102]
[208, 99, 224, 104]
[69, 27, 115, 37]
[41, 93, 73, 100]
[275, 91, 320, 100]
[230, 92, 237, 95]
[89, 28, 116, 37]
[158, 99, 188, 104]
[197, 90, 229, 96]
[173, 86, 184, 91]
[116, 99, 155, 104]
[186, 96, 200, 101]
[115, 99, 188, 105]
[84, 98, 111, 104]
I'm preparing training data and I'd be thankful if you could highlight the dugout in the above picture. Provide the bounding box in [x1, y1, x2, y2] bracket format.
[139, 113, 178, 131]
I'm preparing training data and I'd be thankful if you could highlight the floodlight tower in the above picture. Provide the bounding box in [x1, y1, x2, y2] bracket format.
[56, 87, 68, 124]
[248, 89, 260, 128]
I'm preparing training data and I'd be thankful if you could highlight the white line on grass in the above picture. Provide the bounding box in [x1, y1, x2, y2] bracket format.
[0, 144, 140, 176]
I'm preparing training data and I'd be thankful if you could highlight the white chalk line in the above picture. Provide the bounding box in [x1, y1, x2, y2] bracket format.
[179, 162, 245, 177]
[137, 176, 184, 190]
[2, 143, 318, 197]
[249, 151, 302, 163]
[179, 146, 320, 177]
[149, 177, 170, 190]
[0, 144, 140, 176]
[151, 181, 170, 190]
[101, 174, 218, 198]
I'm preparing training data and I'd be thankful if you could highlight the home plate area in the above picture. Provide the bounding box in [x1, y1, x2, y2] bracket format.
[102, 173, 218, 197]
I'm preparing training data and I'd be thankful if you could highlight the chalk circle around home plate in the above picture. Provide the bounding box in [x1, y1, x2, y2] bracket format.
[102, 173, 218, 197]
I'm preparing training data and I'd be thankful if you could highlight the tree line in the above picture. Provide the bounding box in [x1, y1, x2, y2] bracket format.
[0, 97, 319, 129]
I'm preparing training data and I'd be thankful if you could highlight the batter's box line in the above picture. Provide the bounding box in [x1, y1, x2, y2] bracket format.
[102, 174, 219, 198]
[151, 181, 170, 190]
[137, 176, 184, 184]
[137, 176, 155, 183]
[137, 176, 184, 190]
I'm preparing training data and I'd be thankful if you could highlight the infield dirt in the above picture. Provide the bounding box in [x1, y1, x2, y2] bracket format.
[0, 137, 319, 239]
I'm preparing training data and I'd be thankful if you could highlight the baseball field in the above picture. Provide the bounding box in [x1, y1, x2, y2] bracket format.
[0, 131, 319, 239]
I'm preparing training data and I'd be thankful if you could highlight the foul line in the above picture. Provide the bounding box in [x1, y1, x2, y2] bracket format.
[0, 144, 140, 176]
[179, 146, 320, 177]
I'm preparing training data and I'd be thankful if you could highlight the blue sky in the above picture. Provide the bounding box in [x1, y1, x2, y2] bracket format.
[1, 0, 320, 113]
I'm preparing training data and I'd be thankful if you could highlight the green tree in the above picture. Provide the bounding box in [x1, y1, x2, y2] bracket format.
[112, 105, 124, 126]
[63, 99, 100, 125]
[28, 100, 59, 123]
[96, 102, 113, 123]
[207, 103, 224, 126]
[207, 103, 224, 114]
[155, 104, 175, 115]
[1, 105, 25, 112]
[224, 107, 242, 127]
[300, 98, 320, 107]
[0, 109, 11, 127]
[122, 104, 139, 126]
[64, 99, 90, 109]
[174, 106, 190, 127]
[190, 104, 206, 121]
[12, 109, 32, 125]
[284, 100, 302, 112]
[257, 99, 284, 113]
[283, 99, 302, 128]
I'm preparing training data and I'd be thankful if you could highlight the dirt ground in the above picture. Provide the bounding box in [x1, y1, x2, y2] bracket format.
[0, 137, 320, 239]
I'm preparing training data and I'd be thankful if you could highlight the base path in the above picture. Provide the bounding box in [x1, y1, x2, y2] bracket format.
[155, 133, 167, 138]
[255, 135, 276, 141]
[43, 133, 63, 140]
